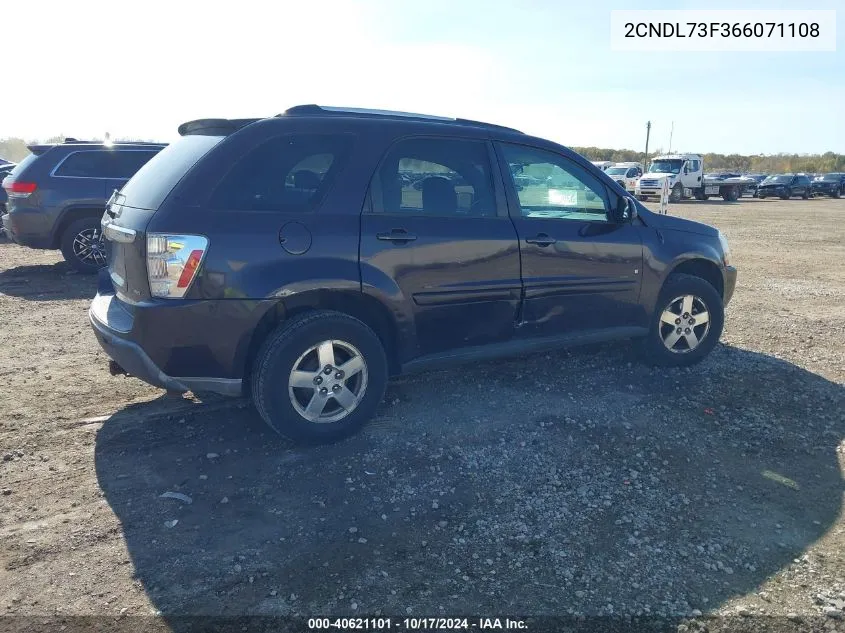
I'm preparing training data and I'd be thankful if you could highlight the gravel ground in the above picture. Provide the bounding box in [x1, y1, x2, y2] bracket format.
[1, 197, 844, 632]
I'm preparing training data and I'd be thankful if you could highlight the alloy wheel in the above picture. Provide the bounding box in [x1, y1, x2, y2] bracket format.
[659, 295, 711, 354]
[72, 228, 106, 267]
[288, 339, 369, 423]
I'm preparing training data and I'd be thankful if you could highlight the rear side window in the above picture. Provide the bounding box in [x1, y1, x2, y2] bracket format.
[119, 136, 221, 210]
[54, 151, 111, 177]
[210, 134, 353, 212]
[374, 137, 497, 217]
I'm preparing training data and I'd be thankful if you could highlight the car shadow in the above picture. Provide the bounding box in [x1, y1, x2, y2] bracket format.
[94, 344, 845, 627]
[0, 263, 97, 300]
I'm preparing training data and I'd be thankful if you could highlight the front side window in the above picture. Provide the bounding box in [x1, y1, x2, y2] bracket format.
[500, 143, 609, 222]
[210, 134, 352, 212]
[626, 168, 638, 178]
[108, 150, 160, 179]
[375, 137, 497, 217]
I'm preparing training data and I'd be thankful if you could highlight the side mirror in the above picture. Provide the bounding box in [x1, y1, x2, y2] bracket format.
[612, 197, 636, 223]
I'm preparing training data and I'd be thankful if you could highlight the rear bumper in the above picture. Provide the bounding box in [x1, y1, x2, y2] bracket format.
[724, 266, 737, 306]
[2, 209, 53, 248]
[88, 277, 246, 397]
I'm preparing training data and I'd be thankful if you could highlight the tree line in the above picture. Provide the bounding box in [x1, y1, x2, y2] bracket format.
[573, 146, 845, 174]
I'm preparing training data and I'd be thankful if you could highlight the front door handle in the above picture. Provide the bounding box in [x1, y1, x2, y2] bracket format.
[525, 233, 556, 247]
[377, 228, 417, 243]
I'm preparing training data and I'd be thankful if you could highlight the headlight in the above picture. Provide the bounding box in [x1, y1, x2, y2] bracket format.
[718, 231, 731, 267]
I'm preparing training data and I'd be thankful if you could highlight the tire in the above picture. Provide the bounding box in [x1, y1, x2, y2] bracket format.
[722, 187, 738, 202]
[669, 184, 683, 203]
[59, 217, 107, 273]
[637, 195, 649, 202]
[833, 190, 841, 199]
[780, 192, 790, 200]
[693, 190, 707, 201]
[640, 273, 724, 367]
[802, 190, 810, 200]
[758, 194, 765, 199]
[251, 310, 389, 443]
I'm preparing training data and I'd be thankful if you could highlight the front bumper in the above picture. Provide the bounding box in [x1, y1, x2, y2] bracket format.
[88, 282, 244, 397]
[724, 266, 737, 306]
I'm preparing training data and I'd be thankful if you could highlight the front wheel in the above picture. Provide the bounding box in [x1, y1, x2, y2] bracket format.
[251, 310, 388, 443]
[641, 273, 724, 367]
[669, 184, 683, 203]
[833, 190, 841, 199]
[59, 217, 107, 273]
[802, 190, 810, 200]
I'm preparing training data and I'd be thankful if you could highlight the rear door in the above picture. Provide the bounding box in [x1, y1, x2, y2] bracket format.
[360, 136, 521, 357]
[495, 142, 644, 337]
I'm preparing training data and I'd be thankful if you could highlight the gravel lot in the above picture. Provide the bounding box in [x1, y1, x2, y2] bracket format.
[1, 197, 844, 632]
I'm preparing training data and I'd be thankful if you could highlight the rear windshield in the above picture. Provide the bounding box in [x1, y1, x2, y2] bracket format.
[118, 135, 222, 210]
[5, 153, 39, 180]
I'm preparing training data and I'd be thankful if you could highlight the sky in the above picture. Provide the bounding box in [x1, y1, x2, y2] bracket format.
[1, 0, 843, 155]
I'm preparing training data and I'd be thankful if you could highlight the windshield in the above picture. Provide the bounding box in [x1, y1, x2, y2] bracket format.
[764, 175, 792, 184]
[820, 174, 842, 181]
[605, 167, 628, 175]
[648, 160, 683, 174]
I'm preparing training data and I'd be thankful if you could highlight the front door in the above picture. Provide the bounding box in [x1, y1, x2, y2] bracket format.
[495, 142, 644, 337]
[360, 136, 522, 358]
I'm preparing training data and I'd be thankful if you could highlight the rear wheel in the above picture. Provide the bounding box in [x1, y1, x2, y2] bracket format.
[59, 217, 107, 273]
[251, 310, 388, 443]
[722, 187, 738, 202]
[802, 189, 810, 200]
[641, 273, 724, 367]
[693, 189, 707, 201]
[833, 189, 841, 199]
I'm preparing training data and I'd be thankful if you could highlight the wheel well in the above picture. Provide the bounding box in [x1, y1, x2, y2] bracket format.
[240, 290, 401, 390]
[668, 259, 724, 298]
[51, 207, 105, 248]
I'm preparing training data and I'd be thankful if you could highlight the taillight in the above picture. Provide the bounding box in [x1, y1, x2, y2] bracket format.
[3, 181, 37, 198]
[146, 234, 208, 298]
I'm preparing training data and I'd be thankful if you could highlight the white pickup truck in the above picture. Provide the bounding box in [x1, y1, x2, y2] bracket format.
[604, 162, 643, 192]
[635, 153, 753, 202]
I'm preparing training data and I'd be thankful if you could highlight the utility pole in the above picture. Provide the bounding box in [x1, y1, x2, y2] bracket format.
[668, 121, 674, 153]
[644, 121, 651, 165]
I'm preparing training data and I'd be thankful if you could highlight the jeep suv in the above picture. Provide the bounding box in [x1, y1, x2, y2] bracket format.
[1, 140, 166, 272]
[90, 105, 737, 442]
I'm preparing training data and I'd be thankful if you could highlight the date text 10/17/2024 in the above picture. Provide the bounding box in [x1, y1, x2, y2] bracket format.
[307, 618, 528, 630]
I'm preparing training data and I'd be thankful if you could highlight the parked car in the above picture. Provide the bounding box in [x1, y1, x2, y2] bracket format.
[1, 139, 166, 271]
[755, 174, 812, 200]
[91, 105, 736, 442]
[0, 163, 15, 223]
[604, 162, 643, 192]
[810, 173, 845, 198]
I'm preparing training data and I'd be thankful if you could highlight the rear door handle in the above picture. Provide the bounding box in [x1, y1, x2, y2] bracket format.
[377, 229, 417, 243]
[525, 233, 556, 246]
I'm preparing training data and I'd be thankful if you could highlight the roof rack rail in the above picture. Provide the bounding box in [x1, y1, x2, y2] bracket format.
[279, 104, 523, 134]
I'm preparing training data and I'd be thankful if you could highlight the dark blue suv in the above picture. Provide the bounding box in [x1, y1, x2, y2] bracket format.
[90, 105, 737, 442]
[2, 140, 165, 272]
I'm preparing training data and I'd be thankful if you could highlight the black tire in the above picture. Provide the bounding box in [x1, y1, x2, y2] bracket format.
[251, 310, 388, 443]
[59, 216, 107, 273]
[722, 187, 738, 202]
[802, 189, 810, 200]
[757, 194, 765, 199]
[693, 189, 707, 201]
[640, 273, 724, 367]
[637, 195, 649, 202]
[833, 190, 841, 199]
[669, 184, 683, 203]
